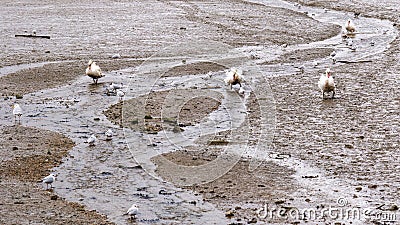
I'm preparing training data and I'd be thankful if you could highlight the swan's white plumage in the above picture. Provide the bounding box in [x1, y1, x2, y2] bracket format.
[224, 67, 244, 89]
[86, 60, 104, 84]
[318, 68, 335, 99]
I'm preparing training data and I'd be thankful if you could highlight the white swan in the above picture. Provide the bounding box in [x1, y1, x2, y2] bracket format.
[345, 19, 356, 33]
[126, 204, 139, 219]
[85, 60, 104, 84]
[224, 67, 244, 90]
[318, 68, 335, 99]
[87, 134, 97, 146]
[105, 129, 113, 141]
[42, 173, 56, 189]
[12, 103, 23, 124]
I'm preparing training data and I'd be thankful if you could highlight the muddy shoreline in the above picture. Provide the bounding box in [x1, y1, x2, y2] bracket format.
[0, 0, 399, 224]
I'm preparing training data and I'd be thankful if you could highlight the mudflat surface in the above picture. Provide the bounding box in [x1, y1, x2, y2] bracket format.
[0, 126, 113, 225]
[0, 0, 399, 224]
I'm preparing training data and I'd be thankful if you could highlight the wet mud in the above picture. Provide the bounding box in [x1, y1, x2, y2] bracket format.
[0, 0, 399, 224]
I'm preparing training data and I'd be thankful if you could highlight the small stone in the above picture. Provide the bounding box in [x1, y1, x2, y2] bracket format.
[355, 187, 362, 192]
[225, 210, 234, 218]
[248, 218, 257, 224]
[345, 144, 354, 149]
[93, 117, 100, 121]
[15, 94, 23, 99]
[368, 184, 378, 189]
[50, 195, 58, 200]
[12, 146, 18, 150]
[388, 204, 399, 211]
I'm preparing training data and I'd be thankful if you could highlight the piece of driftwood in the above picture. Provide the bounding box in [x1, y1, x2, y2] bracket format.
[337, 60, 373, 64]
[15, 34, 50, 39]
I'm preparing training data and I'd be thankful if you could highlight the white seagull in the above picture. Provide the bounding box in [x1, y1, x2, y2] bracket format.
[87, 134, 97, 146]
[318, 68, 336, 99]
[330, 50, 337, 64]
[111, 53, 121, 59]
[345, 19, 356, 33]
[105, 129, 113, 141]
[299, 64, 305, 74]
[238, 86, 245, 95]
[86, 60, 104, 84]
[224, 67, 245, 90]
[42, 173, 56, 189]
[126, 204, 139, 219]
[12, 103, 23, 124]
[110, 82, 124, 92]
[117, 90, 125, 101]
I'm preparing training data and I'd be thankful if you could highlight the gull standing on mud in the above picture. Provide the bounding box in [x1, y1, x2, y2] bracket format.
[299, 64, 305, 73]
[117, 90, 125, 101]
[12, 103, 23, 124]
[224, 67, 244, 90]
[87, 134, 97, 146]
[318, 68, 336, 99]
[126, 204, 139, 219]
[105, 129, 113, 141]
[42, 173, 56, 189]
[330, 50, 337, 64]
[86, 60, 104, 84]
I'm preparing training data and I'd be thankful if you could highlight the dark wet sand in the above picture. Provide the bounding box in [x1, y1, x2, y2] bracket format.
[0, 126, 113, 224]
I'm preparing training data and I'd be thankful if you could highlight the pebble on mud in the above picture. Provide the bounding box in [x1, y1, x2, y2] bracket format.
[225, 210, 234, 218]
[344, 144, 354, 149]
[248, 218, 257, 224]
